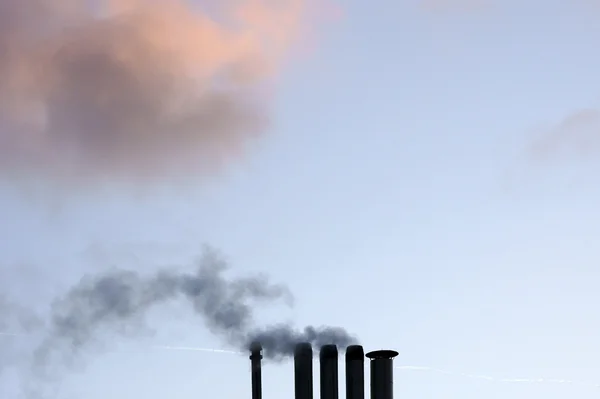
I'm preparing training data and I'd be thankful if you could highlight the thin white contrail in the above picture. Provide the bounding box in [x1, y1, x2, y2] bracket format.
[152, 345, 243, 355]
[395, 365, 600, 388]
[3, 334, 599, 389]
[153, 345, 600, 388]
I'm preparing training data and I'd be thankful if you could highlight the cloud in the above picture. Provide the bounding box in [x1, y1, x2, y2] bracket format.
[530, 109, 600, 161]
[0, 0, 313, 190]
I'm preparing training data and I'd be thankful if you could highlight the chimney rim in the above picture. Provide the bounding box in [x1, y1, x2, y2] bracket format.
[345, 345, 364, 360]
[250, 341, 263, 359]
[295, 342, 313, 356]
[319, 344, 339, 358]
[365, 349, 398, 359]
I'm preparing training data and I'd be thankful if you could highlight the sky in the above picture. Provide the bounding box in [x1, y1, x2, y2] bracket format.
[1, 0, 600, 398]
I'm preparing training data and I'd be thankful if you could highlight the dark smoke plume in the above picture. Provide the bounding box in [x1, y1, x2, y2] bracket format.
[31, 248, 357, 375]
[250, 325, 357, 360]
[0, 0, 310, 189]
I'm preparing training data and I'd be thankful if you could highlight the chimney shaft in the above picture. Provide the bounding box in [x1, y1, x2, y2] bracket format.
[320, 345, 339, 399]
[294, 343, 314, 399]
[365, 350, 398, 399]
[345, 345, 365, 399]
[250, 342, 263, 399]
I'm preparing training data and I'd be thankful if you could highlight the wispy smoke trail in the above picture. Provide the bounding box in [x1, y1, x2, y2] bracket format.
[0, 295, 43, 335]
[0, 0, 312, 190]
[30, 247, 356, 375]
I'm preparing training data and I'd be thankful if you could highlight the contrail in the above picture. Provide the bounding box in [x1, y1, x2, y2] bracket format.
[152, 345, 242, 355]
[5, 333, 600, 389]
[395, 365, 600, 388]
[151, 344, 600, 389]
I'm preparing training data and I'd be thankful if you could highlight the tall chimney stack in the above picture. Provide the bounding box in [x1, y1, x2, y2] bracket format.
[250, 341, 263, 399]
[319, 345, 339, 399]
[345, 345, 365, 399]
[294, 342, 314, 399]
[365, 350, 398, 399]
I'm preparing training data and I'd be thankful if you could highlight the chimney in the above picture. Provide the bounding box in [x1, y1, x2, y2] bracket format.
[345, 345, 364, 399]
[365, 350, 398, 399]
[319, 345, 339, 399]
[250, 341, 263, 399]
[294, 342, 314, 399]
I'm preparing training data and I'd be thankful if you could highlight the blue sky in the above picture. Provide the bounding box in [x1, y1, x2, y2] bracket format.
[2, 0, 600, 398]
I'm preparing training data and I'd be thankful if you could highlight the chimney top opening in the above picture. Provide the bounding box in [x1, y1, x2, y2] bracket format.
[365, 350, 398, 359]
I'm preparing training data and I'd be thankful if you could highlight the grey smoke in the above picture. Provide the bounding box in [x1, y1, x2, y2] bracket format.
[250, 325, 357, 360]
[32, 248, 357, 372]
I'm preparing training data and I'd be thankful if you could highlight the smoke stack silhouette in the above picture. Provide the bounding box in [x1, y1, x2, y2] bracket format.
[320, 345, 339, 399]
[250, 341, 263, 399]
[294, 342, 313, 399]
[251, 344, 397, 399]
[366, 350, 398, 399]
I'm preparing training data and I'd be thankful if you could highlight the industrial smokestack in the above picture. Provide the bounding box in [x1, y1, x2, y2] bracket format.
[365, 350, 398, 399]
[250, 341, 263, 399]
[294, 342, 313, 399]
[320, 345, 339, 399]
[345, 345, 364, 399]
